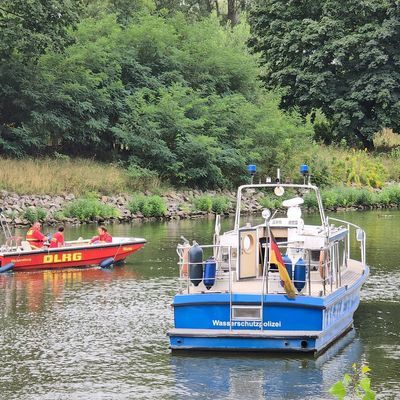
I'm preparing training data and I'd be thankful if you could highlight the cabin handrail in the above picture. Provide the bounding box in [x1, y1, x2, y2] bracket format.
[234, 183, 327, 231]
[326, 216, 366, 266]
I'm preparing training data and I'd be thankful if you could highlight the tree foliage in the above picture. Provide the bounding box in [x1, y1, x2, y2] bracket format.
[248, 0, 400, 149]
[0, 0, 82, 155]
[0, 3, 313, 189]
[0, 0, 81, 60]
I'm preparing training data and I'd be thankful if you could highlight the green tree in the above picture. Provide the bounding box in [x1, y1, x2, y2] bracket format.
[155, 0, 249, 26]
[0, 0, 82, 155]
[0, 0, 81, 60]
[0, 9, 314, 188]
[248, 0, 400, 149]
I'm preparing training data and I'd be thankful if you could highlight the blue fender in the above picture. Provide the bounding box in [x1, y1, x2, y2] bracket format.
[99, 257, 115, 269]
[0, 262, 14, 273]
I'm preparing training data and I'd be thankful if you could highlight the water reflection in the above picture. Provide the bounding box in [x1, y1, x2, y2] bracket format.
[0, 267, 137, 314]
[172, 331, 362, 400]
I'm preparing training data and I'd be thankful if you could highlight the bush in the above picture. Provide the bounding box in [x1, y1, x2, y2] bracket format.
[322, 190, 338, 209]
[63, 198, 119, 220]
[128, 195, 167, 217]
[193, 196, 213, 212]
[211, 196, 231, 213]
[24, 208, 47, 224]
[345, 151, 386, 188]
[304, 187, 378, 209]
[329, 364, 375, 399]
[303, 192, 318, 209]
[378, 185, 400, 205]
[125, 164, 161, 192]
[259, 196, 281, 209]
[354, 189, 374, 206]
[128, 195, 145, 214]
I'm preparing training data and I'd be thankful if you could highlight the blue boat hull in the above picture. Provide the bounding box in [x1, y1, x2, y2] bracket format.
[169, 267, 368, 353]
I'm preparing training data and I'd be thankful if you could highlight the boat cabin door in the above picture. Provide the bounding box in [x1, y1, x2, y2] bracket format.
[238, 228, 258, 279]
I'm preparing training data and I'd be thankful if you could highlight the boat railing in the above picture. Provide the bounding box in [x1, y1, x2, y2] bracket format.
[0, 210, 20, 251]
[327, 217, 366, 266]
[176, 244, 233, 294]
[176, 240, 345, 299]
[260, 240, 337, 296]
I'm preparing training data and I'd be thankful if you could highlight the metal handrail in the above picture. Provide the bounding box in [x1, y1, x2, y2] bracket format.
[234, 183, 327, 231]
[176, 244, 233, 294]
[176, 232, 353, 303]
[327, 217, 366, 266]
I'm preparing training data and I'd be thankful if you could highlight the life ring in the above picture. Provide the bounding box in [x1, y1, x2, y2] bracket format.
[181, 243, 190, 277]
[318, 250, 330, 280]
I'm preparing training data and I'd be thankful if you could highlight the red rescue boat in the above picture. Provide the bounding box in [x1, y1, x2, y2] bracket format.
[0, 237, 146, 272]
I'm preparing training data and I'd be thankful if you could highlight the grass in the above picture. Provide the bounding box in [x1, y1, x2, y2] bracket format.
[373, 128, 400, 151]
[2, 144, 400, 199]
[0, 158, 161, 196]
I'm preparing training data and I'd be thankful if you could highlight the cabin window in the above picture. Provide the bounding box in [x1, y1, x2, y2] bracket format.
[311, 250, 320, 262]
[232, 306, 261, 320]
[243, 234, 254, 254]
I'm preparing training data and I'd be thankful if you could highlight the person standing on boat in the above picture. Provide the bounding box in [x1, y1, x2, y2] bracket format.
[90, 225, 112, 244]
[26, 222, 46, 249]
[49, 226, 65, 248]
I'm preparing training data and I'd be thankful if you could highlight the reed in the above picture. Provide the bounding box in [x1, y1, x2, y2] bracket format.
[0, 158, 160, 195]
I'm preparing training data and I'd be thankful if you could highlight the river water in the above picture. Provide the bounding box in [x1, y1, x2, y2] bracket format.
[0, 211, 399, 399]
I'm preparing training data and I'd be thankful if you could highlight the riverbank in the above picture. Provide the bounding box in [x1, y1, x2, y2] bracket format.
[2, 184, 400, 227]
[0, 189, 239, 227]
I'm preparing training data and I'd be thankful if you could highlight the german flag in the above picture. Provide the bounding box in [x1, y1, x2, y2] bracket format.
[269, 233, 296, 299]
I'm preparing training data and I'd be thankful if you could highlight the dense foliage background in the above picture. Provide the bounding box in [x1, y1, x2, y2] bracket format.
[1, 0, 399, 191]
[248, 0, 400, 151]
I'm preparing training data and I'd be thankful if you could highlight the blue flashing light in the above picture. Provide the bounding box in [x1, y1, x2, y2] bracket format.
[300, 164, 309, 175]
[247, 164, 257, 174]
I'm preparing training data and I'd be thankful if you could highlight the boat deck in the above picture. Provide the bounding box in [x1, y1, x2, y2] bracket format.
[183, 259, 364, 297]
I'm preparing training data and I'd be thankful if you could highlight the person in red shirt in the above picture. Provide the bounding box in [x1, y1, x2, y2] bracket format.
[26, 222, 46, 249]
[90, 225, 113, 244]
[49, 226, 65, 248]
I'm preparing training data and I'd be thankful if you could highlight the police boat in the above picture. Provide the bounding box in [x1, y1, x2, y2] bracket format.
[168, 165, 369, 354]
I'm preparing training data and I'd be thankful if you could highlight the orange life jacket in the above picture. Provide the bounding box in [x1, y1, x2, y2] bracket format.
[26, 228, 46, 249]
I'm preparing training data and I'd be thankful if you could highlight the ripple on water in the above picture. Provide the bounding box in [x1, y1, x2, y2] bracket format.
[0, 276, 179, 400]
[361, 270, 400, 302]
[1, 213, 400, 399]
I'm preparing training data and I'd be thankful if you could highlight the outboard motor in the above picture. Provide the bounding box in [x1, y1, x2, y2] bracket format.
[189, 242, 203, 286]
[294, 257, 306, 292]
[203, 257, 217, 290]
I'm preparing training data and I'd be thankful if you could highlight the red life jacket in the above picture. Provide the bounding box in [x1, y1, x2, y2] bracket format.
[26, 228, 46, 249]
[91, 232, 113, 244]
[49, 232, 65, 248]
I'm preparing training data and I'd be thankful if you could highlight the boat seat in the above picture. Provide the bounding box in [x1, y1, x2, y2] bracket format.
[20, 241, 32, 252]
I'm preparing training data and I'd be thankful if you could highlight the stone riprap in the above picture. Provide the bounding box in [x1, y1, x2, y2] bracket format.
[0, 189, 265, 227]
